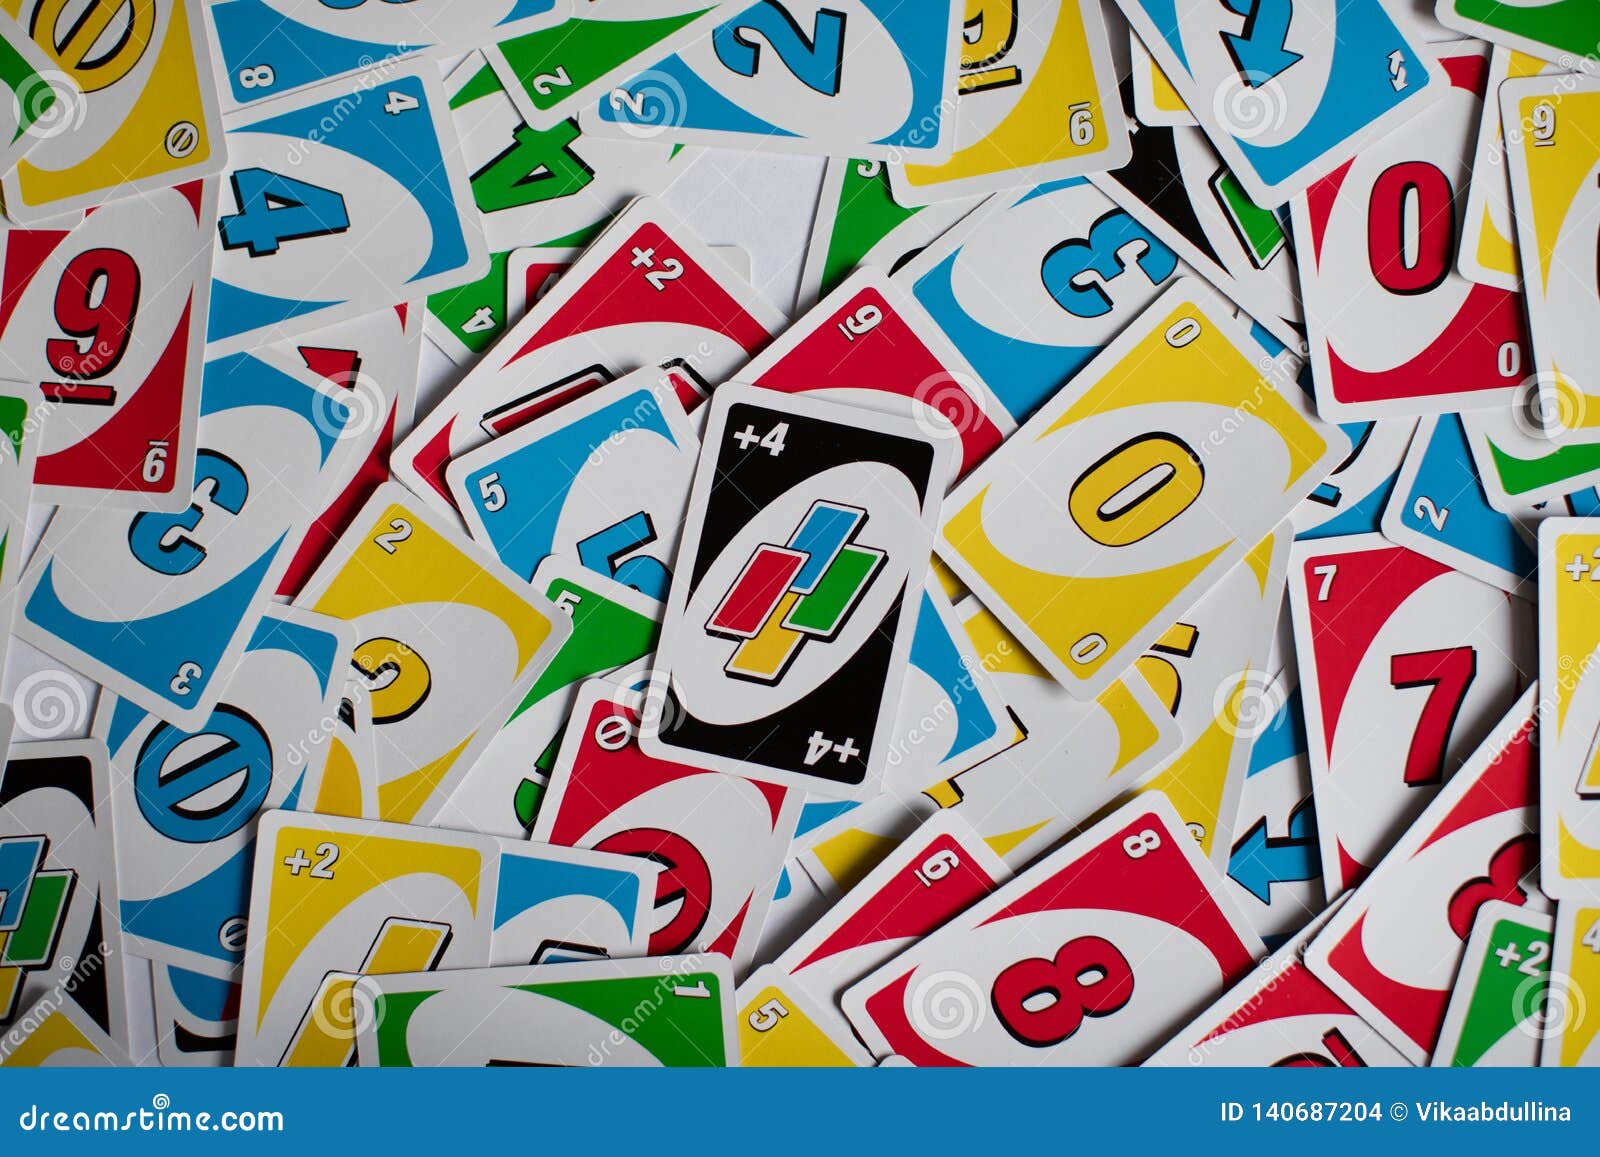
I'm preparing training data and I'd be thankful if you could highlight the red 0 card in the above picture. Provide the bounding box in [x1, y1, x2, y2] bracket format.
[734, 269, 1014, 478]
[1287, 533, 1533, 898]
[394, 198, 785, 513]
[0, 178, 217, 509]
[1304, 688, 1541, 1064]
[839, 793, 1262, 1066]
[1290, 44, 1531, 421]
[530, 676, 802, 974]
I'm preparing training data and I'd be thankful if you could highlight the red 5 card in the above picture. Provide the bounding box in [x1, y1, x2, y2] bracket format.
[531, 674, 801, 974]
[1144, 909, 1409, 1068]
[771, 811, 1010, 1008]
[733, 269, 1013, 478]
[0, 178, 216, 509]
[276, 304, 422, 599]
[1287, 533, 1533, 898]
[1304, 688, 1541, 1064]
[394, 197, 785, 514]
[1289, 44, 1531, 421]
[839, 793, 1262, 1065]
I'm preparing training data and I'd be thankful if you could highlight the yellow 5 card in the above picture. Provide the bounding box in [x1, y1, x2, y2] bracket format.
[890, 0, 1129, 206]
[935, 277, 1347, 700]
[295, 483, 570, 826]
[1538, 519, 1600, 900]
[1502, 75, 1600, 440]
[0, 0, 225, 222]
[234, 812, 500, 1067]
[737, 966, 873, 1067]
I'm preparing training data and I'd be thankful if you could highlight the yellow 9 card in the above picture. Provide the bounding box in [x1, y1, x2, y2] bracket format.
[1538, 520, 1600, 900]
[935, 277, 1347, 700]
[295, 483, 570, 826]
[1502, 75, 1600, 440]
[737, 967, 872, 1066]
[890, 0, 1130, 206]
[0, 0, 225, 221]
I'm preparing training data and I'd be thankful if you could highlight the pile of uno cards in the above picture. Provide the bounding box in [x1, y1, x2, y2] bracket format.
[1, 0, 1598, 1070]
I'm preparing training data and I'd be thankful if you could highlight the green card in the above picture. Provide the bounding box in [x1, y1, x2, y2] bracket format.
[1432, 902, 1553, 1067]
[1438, 0, 1600, 74]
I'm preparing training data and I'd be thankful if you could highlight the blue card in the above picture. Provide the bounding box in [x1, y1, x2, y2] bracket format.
[584, 0, 962, 161]
[102, 605, 349, 979]
[448, 369, 700, 602]
[1291, 414, 1415, 541]
[491, 842, 657, 965]
[207, 0, 568, 109]
[17, 351, 363, 728]
[1381, 413, 1534, 596]
[1111, 0, 1443, 205]
[153, 963, 242, 1066]
[208, 61, 486, 354]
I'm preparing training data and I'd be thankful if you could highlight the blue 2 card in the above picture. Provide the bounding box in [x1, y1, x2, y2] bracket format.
[207, 0, 568, 109]
[583, 0, 962, 161]
[102, 605, 349, 979]
[17, 352, 363, 729]
[1111, 0, 1443, 205]
[208, 61, 486, 354]
[448, 369, 700, 602]
[1381, 413, 1534, 596]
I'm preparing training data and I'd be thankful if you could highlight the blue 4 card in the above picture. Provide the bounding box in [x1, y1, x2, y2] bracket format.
[206, 0, 570, 110]
[1381, 413, 1536, 597]
[208, 60, 487, 355]
[101, 605, 350, 980]
[448, 368, 701, 603]
[491, 842, 658, 966]
[16, 351, 365, 730]
[582, 0, 963, 161]
[1110, 0, 1443, 206]
[898, 177, 1189, 424]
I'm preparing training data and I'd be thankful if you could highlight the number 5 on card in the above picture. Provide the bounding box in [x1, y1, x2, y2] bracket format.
[934, 278, 1348, 699]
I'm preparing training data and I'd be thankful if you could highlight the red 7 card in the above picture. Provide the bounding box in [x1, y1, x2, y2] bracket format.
[0, 179, 216, 509]
[530, 675, 802, 975]
[840, 793, 1262, 1065]
[733, 269, 1014, 478]
[1304, 688, 1541, 1064]
[1144, 909, 1409, 1067]
[394, 197, 785, 514]
[1289, 43, 1531, 421]
[1287, 532, 1533, 898]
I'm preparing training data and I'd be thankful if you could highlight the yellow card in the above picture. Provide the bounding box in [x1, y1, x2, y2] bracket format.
[1130, 28, 1195, 128]
[295, 483, 569, 827]
[235, 812, 499, 1067]
[0, 998, 125, 1066]
[936, 277, 1346, 700]
[1502, 75, 1600, 440]
[891, 0, 1130, 205]
[737, 968, 872, 1066]
[1460, 48, 1554, 292]
[1544, 902, 1600, 1067]
[0, 0, 224, 221]
[1538, 520, 1600, 899]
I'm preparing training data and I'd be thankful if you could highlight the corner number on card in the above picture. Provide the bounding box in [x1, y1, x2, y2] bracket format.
[733, 422, 788, 456]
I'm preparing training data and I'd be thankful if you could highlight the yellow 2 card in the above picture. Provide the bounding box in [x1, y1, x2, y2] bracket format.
[295, 483, 570, 826]
[935, 277, 1347, 700]
[234, 812, 500, 1067]
[1501, 75, 1600, 440]
[890, 0, 1129, 206]
[0, 0, 224, 222]
[1538, 519, 1600, 900]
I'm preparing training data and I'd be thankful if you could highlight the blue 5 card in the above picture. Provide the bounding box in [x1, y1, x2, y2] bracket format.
[100, 605, 350, 980]
[898, 178, 1190, 423]
[1381, 413, 1535, 597]
[1110, 0, 1443, 206]
[17, 351, 364, 729]
[582, 0, 963, 161]
[491, 842, 657, 966]
[206, 0, 570, 110]
[448, 368, 700, 603]
[208, 61, 487, 354]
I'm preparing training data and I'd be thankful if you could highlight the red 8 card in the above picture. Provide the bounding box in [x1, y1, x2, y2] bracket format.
[0, 179, 216, 508]
[1289, 44, 1531, 421]
[1287, 532, 1533, 899]
[529, 676, 802, 975]
[840, 793, 1261, 1066]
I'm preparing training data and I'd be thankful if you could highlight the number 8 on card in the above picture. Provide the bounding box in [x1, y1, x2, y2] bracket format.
[934, 278, 1348, 699]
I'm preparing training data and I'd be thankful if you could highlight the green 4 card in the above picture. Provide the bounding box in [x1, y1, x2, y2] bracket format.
[1432, 901, 1553, 1067]
[1438, 0, 1600, 74]
[354, 956, 737, 1067]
